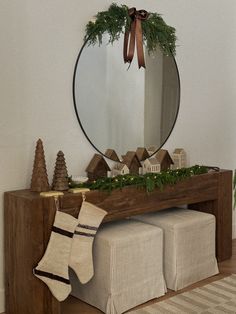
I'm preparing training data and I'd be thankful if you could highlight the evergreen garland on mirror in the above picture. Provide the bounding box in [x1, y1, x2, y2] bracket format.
[69, 165, 208, 193]
[85, 3, 176, 56]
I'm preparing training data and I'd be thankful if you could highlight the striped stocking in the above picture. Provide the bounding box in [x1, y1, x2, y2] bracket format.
[69, 201, 107, 284]
[34, 210, 78, 301]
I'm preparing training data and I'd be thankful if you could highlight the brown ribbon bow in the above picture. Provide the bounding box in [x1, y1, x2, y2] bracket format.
[123, 7, 149, 69]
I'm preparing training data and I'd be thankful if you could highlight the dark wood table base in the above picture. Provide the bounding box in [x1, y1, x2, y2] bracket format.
[4, 170, 232, 314]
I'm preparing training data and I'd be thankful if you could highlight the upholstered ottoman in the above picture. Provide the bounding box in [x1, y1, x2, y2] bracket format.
[70, 219, 166, 314]
[133, 208, 219, 291]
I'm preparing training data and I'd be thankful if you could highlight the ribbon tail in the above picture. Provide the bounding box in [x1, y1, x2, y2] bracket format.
[135, 19, 145, 68]
[126, 20, 136, 64]
[123, 31, 129, 63]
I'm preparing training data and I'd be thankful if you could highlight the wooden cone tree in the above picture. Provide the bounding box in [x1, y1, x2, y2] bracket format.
[52, 151, 69, 191]
[30, 139, 50, 192]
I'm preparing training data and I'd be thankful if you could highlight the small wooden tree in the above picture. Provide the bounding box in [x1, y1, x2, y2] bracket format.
[30, 139, 50, 192]
[52, 151, 69, 191]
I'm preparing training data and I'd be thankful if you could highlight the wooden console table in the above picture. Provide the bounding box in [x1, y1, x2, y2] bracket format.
[4, 169, 232, 314]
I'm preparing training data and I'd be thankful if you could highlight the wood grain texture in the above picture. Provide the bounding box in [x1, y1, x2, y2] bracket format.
[4, 170, 232, 314]
[4, 193, 61, 314]
[190, 170, 232, 261]
[59, 171, 218, 218]
[86, 154, 110, 182]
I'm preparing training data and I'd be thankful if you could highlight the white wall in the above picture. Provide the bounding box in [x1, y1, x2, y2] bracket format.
[0, 0, 236, 311]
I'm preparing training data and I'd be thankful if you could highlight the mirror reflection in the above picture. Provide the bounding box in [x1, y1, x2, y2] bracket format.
[73, 34, 180, 161]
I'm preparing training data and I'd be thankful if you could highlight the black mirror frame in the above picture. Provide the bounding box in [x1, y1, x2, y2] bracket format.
[72, 35, 181, 162]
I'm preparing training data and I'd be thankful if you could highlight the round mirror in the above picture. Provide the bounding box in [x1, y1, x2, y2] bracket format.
[73, 34, 180, 161]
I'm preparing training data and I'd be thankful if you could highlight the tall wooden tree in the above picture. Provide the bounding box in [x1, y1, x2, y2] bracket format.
[30, 139, 50, 192]
[52, 151, 69, 191]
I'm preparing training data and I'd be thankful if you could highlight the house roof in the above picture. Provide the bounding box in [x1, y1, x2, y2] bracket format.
[173, 148, 185, 154]
[122, 151, 141, 168]
[136, 147, 150, 161]
[105, 149, 120, 162]
[155, 149, 174, 164]
[145, 158, 160, 165]
[113, 163, 128, 171]
[86, 154, 110, 172]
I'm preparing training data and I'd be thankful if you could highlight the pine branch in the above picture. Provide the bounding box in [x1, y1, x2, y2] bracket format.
[84, 3, 176, 56]
[69, 165, 208, 193]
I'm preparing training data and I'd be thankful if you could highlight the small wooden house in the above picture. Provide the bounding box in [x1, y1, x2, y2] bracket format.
[155, 149, 174, 171]
[136, 147, 150, 161]
[86, 154, 110, 181]
[122, 151, 142, 175]
[142, 158, 161, 174]
[112, 163, 129, 177]
[105, 149, 120, 162]
[171, 148, 187, 169]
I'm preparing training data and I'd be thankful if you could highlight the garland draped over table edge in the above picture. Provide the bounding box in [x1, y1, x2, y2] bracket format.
[69, 165, 209, 193]
[84, 3, 177, 56]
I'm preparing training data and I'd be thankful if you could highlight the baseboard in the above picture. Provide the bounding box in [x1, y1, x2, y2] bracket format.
[0, 288, 5, 313]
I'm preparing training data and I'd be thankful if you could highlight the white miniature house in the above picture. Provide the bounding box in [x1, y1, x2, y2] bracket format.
[171, 148, 187, 169]
[142, 158, 161, 174]
[112, 163, 130, 177]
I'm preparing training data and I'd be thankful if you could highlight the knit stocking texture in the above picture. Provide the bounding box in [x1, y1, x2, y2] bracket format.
[34, 210, 78, 301]
[69, 201, 107, 283]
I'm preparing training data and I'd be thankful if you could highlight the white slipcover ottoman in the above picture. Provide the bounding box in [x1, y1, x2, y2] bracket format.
[70, 219, 166, 314]
[133, 208, 219, 291]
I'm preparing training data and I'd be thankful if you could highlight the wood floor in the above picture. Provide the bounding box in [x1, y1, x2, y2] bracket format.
[61, 239, 236, 314]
